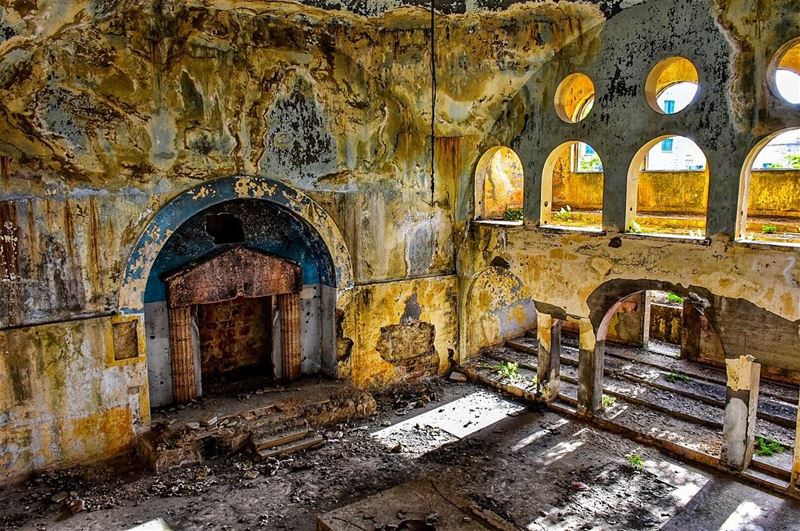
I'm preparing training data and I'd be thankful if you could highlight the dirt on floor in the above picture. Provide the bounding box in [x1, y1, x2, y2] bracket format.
[2, 378, 799, 531]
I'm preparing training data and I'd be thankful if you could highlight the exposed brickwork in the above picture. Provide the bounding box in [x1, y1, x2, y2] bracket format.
[166, 246, 300, 309]
[198, 297, 272, 383]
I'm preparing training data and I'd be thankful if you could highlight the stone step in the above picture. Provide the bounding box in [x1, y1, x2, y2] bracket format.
[253, 427, 312, 451]
[256, 433, 325, 460]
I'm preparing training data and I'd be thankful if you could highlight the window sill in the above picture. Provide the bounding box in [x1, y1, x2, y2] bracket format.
[623, 232, 710, 245]
[734, 238, 800, 249]
[539, 224, 605, 234]
[473, 219, 523, 227]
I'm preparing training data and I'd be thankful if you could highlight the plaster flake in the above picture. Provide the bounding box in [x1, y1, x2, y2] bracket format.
[726, 355, 757, 392]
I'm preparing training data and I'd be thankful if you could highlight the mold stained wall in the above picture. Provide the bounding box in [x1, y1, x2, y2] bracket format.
[0, 0, 608, 479]
[461, 0, 800, 368]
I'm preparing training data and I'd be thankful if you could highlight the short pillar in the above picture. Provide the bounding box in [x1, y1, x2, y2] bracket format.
[791, 395, 800, 490]
[577, 319, 604, 415]
[279, 292, 302, 381]
[169, 305, 198, 404]
[537, 314, 561, 402]
[721, 355, 761, 471]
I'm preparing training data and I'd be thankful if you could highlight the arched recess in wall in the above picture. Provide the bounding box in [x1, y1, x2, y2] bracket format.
[464, 265, 536, 359]
[769, 38, 800, 105]
[736, 128, 800, 245]
[474, 147, 524, 222]
[645, 57, 700, 114]
[119, 176, 354, 312]
[117, 176, 354, 408]
[540, 141, 604, 230]
[626, 136, 709, 237]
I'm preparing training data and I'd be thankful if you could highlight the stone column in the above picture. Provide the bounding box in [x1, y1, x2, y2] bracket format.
[640, 291, 651, 349]
[680, 300, 702, 362]
[279, 292, 302, 382]
[169, 305, 198, 404]
[537, 314, 562, 402]
[577, 319, 604, 415]
[791, 396, 800, 490]
[721, 355, 761, 471]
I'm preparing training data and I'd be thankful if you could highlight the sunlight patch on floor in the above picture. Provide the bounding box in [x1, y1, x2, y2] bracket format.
[371, 390, 525, 457]
[512, 418, 571, 452]
[126, 519, 173, 531]
[719, 501, 764, 531]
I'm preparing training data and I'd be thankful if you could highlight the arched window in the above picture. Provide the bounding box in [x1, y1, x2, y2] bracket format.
[627, 136, 709, 237]
[645, 57, 700, 114]
[738, 128, 800, 244]
[540, 141, 604, 230]
[474, 147, 524, 222]
[772, 38, 800, 104]
[554, 73, 596, 124]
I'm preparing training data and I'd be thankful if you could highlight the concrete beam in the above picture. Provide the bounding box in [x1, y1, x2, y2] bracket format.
[721, 355, 761, 471]
[536, 314, 561, 402]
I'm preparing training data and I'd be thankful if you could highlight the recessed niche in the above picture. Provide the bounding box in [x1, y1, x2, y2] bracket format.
[554, 73, 596, 124]
[474, 147, 524, 222]
[645, 57, 699, 114]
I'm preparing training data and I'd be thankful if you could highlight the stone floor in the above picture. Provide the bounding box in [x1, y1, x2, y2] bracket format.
[2, 380, 800, 530]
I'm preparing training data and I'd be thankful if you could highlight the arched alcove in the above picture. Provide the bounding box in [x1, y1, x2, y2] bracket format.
[143, 198, 338, 407]
[474, 147, 524, 222]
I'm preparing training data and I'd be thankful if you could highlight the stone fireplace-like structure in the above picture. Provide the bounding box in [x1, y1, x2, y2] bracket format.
[164, 246, 302, 403]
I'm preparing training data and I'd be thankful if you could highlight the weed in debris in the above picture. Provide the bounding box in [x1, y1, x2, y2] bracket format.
[496, 361, 520, 381]
[754, 436, 788, 457]
[626, 453, 644, 471]
[664, 371, 690, 383]
[601, 395, 616, 408]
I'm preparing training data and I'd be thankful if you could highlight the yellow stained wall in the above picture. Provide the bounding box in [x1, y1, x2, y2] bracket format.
[342, 276, 458, 388]
[0, 316, 148, 480]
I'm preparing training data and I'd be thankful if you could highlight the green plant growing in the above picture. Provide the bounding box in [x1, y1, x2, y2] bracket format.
[785, 154, 800, 169]
[579, 154, 603, 172]
[754, 436, 789, 457]
[666, 292, 684, 304]
[762, 224, 778, 234]
[553, 205, 573, 223]
[601, 395, 617, 408]
[496, 361, 520, 380]
[626, 453, 644, 471]
[529, 375, 538, 388]
[629, 220, 643, 234]
[504, 207, 524, 222]
[664, 371, 690, 383]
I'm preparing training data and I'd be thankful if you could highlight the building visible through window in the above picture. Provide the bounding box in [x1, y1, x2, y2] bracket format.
[752, 130, 800, 169]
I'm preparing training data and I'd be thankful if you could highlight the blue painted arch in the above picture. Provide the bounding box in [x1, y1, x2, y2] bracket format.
[118, 176, 354, 313]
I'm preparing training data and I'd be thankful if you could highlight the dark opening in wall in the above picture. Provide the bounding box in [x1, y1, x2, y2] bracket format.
[205, 213, 245, 244]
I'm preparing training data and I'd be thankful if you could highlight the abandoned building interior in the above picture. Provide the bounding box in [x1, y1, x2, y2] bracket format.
[1, 0, 800, 529]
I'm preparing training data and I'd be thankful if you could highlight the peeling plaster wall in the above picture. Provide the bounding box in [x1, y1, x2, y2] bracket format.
[1, 0, 799, 480]
[460, 0, 800, 370]
[0, 0, 607, 478]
